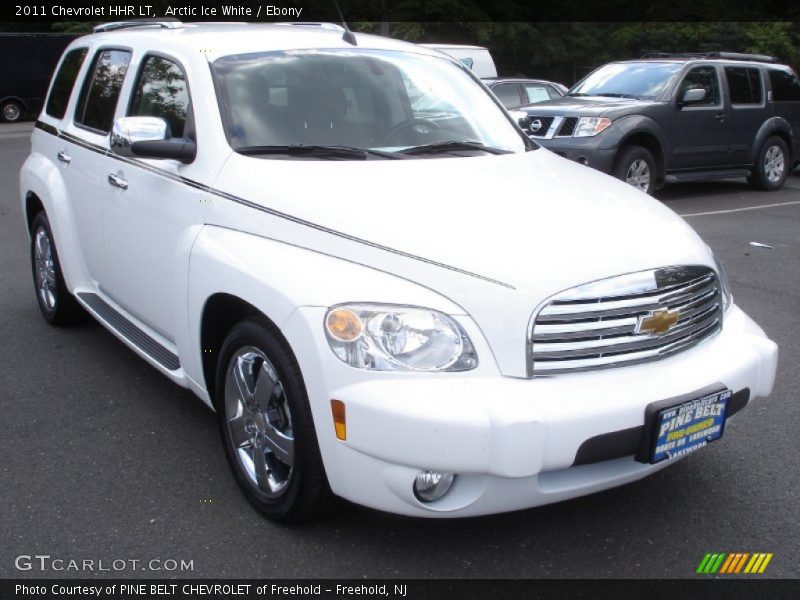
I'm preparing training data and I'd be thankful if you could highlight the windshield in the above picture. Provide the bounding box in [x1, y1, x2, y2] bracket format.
[212, 49, 529, 158]
[569, 62, 683, 100]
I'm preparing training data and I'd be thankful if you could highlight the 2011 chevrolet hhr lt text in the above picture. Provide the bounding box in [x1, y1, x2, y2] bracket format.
[21, 21, 778, 521]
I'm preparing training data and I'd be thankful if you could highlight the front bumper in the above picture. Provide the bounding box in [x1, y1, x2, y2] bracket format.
[535, 136, 617, 173]
[283, 305, 777, 518]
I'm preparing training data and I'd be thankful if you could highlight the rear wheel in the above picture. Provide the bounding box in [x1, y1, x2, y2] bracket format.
[748, 136, 789, 191]
[215, 318, 332, 522]
[613, 145, 655, 194]
[1, 99, 23, 122]
[29, 212, 84, 325]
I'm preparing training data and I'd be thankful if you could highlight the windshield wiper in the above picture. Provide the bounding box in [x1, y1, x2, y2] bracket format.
[235, 144, 404, 160]
[590, 93, 639, 99]
[397, 140, 512, 156]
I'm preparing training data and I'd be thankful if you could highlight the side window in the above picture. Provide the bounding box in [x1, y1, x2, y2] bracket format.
[679, 66, 720, 106]
[546, 86, 563, 99]
[492, 83, 521, 109]
[75, 49, 132, 133]
[129, 55, 191, 138]
[769, 69, 800, 102]
[45, 48, 88, 119]
[524, 84, 552, 104]
[725, 67, 762, 105]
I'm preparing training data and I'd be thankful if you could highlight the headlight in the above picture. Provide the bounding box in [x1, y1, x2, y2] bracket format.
[573, 117, 612, 137]
[713, 255, 733, 312]
[324, 304, 478, 372]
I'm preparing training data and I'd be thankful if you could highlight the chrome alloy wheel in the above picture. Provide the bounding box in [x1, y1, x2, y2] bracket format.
[764, 145, 785, 183]
[224, 347, 294, 498]
[33, 227, 57, 312]
[3, 102, 20, 122]
[625, 158, 651, 192]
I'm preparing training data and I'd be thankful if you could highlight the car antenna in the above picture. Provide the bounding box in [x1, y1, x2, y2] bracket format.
[332, 0, 357, 46]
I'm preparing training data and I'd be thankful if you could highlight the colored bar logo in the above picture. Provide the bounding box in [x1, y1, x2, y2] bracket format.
[696, 552, 773, 574]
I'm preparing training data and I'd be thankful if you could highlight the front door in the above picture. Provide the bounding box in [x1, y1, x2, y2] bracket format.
[101, 53, 206, 342]
[669, 65, 731, 171]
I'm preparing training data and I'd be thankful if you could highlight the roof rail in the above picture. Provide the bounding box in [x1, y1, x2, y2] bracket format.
[640, 51, 779, 63]
[93, 19, 182, 33]
[275, 22, 344, 31]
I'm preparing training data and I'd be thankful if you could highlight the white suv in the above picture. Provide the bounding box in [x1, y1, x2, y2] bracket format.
[21, 21, 778, 522]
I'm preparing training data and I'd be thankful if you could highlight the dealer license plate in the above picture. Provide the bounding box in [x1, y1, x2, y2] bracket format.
[649, 389, 731, 463]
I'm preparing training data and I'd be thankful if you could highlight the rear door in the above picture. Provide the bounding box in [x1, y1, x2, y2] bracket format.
[61, 46, 133, 286]
[724, 66, 766, 165]
[668, 65, 732, 170]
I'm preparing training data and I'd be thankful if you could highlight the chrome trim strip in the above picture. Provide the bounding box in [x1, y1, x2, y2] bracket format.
[35, 121, 514, 290]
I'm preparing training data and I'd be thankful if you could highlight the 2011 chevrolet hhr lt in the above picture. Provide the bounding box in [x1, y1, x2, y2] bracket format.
[21, 21, 778, 521]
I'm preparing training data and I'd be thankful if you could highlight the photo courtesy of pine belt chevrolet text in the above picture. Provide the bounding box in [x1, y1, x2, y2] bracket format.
[20, 20, 778, 522]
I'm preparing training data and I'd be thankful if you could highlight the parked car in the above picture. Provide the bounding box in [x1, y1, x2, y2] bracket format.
[0, 33, 78, 122]
[420, 44, 497, 78]
[516, 52, 800, 193]
[22, 24, 777, 522]
[483, 77, 567, 110]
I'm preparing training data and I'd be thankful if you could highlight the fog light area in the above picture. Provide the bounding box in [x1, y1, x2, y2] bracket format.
[413, 471, 455, 503]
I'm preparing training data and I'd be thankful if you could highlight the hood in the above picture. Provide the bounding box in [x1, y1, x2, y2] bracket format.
[520, 95, 659, 117]
[210, 148, 714, 376]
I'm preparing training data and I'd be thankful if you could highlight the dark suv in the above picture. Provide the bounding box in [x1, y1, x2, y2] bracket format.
[517, 52, 800, 193]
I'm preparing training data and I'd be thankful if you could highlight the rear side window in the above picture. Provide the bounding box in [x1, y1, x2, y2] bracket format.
[75, 49, 132, 133]
[129, 55, 191, 138]
[769, 69, 800, 102]
[492, 83, 521, 109]
[45, 48, 88, 119]
[725, 67, 762, 105]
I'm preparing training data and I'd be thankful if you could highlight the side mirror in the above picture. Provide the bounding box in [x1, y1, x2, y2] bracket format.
[111, 116, 196, 163]
[509, 109, 530, 130]
[680, 87, 707, 105]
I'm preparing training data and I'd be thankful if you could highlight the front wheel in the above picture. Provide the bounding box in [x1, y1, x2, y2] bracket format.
[748, 136, 790, 191]
[215, 319, 332, 522]
[613, 145, 655, 194]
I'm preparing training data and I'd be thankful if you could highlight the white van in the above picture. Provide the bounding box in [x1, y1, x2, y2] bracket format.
[420, 44, 498, 78]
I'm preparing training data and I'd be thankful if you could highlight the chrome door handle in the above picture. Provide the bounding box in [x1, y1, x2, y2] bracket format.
[108, 173, 128, 190]
[57, 151, 71, 164]
[714, 114, 727, 121]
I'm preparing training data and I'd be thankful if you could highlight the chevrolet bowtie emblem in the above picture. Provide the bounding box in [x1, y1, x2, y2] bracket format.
[637, 308, 680, 335]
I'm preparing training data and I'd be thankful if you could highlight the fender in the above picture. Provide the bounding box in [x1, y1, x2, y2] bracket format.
[185, 225, 467, 402]
[19, 150, 92, 292]
[599, 115, 669, 179]
[749, 116, 794, 164]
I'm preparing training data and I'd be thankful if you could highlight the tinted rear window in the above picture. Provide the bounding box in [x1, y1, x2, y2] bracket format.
[769, 69, 800, 102]
[45, 48, 88, 119]
[725, 67, 762, 104]
[75, 48, 132, 133]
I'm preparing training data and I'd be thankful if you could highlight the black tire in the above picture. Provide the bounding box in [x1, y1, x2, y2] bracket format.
[215, 318, 332, 523]
[748, 136, 790, 191]
[1, 99, 23, 122]
[29, 211, 85, 326]
[613, 145, 656, 195]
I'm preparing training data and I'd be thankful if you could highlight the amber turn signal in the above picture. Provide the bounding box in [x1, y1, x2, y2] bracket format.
[330, 399, 346, 440]
[325, 308, 363, 342]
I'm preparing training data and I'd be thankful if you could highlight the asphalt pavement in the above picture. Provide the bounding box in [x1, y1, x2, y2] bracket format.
[1, 123, 798, 579]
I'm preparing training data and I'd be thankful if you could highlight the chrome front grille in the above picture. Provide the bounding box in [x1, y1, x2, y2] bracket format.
[529, 266, 722, 375]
